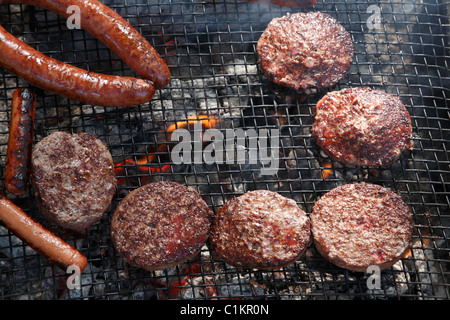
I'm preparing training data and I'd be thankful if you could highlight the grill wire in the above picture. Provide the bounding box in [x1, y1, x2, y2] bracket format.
[0, 0, 449, 300]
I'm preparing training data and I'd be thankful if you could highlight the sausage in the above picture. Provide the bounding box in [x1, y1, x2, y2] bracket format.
[0, 195, 88, 273]
[0, 24, 156, 107]
[0, 0, 170, 88]
[5, 88, 36, 196]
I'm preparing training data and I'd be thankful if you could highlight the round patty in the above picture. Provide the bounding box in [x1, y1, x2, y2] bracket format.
[310, 183, 413, 272]
[32, 131, 116, 233]
[210, 190, 310, 270]
[111, 181, 213, 271]
[311, 87, 412, 167]
[256, 11, 354, 93]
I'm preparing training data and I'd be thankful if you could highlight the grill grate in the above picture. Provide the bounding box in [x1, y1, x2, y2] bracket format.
[0, 0, 449, 300]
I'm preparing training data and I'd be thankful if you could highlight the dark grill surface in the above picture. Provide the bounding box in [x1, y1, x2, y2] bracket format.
[0, 0, 449, 300]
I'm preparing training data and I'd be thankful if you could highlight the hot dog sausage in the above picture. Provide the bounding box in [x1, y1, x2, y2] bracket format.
[0, 195, 88, 273]
[0, 24, 156, 107]
[0, 0, 170, 88]
[5, 88, 36, 196]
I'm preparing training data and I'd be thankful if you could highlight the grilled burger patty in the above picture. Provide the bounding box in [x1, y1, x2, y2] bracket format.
[256, 11, 354, 93]
[111, 181, 213, 271]
[31, 131, 116, 233]
[311, 87, 412, 167]
[210, 190, 310, 270]
[310, 183, 413, 272]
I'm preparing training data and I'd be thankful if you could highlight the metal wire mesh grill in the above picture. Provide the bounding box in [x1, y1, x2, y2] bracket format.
[0, 0, 449, 300]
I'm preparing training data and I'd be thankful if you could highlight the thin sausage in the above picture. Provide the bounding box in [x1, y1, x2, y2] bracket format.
[0, 0, 170, 88]
[5, 88, 36, 196]
[0, 24, 156, 107]
[0, 195, 88, 273]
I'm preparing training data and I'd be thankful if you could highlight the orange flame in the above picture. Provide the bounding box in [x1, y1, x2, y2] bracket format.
[321, 162, 333, 180]
[115, 115, 219, 186]
[166, 114, 219, 133]
[402, 227, 433, 259]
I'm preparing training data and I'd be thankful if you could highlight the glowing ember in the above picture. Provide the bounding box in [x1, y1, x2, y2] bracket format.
[321, 162, 333, 180]
[114, 115, 219, 186]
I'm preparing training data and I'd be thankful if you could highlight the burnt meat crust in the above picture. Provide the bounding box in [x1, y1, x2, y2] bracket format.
[310, 183, 413, 272]
[256, 11, 354, 92]
[31, 131, 116, 232]
[210, 190, 311, 270]
[311, 87, 412, 167]
[111, 181, 213, 271]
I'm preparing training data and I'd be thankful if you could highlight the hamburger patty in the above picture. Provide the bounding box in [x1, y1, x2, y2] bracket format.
[311, 87, 412, 167]
[210, 190, 310, 270]
[31, 131, 116, 232]
[310, 183, 413, 272]
[111, 181, 213, 271]
[256, 11, 354, 93]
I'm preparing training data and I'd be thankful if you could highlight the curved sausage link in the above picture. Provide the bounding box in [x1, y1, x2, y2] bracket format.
[0, 195, 88, 273]
[0, 24, 156, 107]
[5, 88, 36, 196]
[0, 0, 170, 88]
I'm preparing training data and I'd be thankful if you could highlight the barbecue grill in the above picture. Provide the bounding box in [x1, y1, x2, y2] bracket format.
[0, 0, 448, 301]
